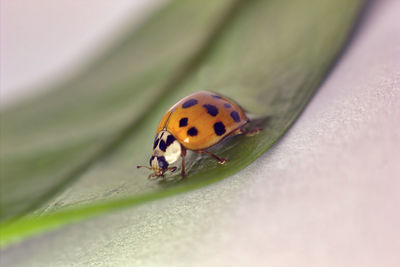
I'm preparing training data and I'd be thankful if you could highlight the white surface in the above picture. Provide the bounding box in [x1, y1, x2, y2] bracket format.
[0, 0, 166, 107]
[2, 0, 400, 266]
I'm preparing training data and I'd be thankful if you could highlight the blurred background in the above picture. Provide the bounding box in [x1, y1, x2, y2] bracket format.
[1, 0, 399, 266]
[0, 0, 166, 108]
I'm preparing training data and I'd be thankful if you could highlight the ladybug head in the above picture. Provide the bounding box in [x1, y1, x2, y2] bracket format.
[137, 155, 177, 178]
[137, 130, 181, 178]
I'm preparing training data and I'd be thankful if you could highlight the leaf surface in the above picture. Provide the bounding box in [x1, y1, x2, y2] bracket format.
[0, 0, 363, 247]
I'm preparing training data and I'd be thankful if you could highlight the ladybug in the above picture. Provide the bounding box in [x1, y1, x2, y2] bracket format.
[137, 91, 260, 178]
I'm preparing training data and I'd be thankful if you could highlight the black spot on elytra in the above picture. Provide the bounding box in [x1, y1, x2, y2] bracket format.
[211, 94, 222, 99]
[153, 138, 160, 149]
[149, 156, 155, 166]
[230, 111, 241, 122]
[224, 103, 231, 108]
[166, 135, 176, 146]
[157, 156, 168, 169]
[214, 122, 226, 136]
[159, 140, 166, 152]
[203, 104, 218, 116]
[182, 99, 198, 108]
[187, 127, 198, 136]
[179, 117, 188, 127]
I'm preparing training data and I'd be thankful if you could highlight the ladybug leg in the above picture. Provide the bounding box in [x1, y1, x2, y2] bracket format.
[168, 166, 177, 172]
[181, 146, 186, 177]
[243, 128, 263, 136]
[231, 127, 262, 137]
[197, 150, 227, 164]
[230, 127, 245, 136]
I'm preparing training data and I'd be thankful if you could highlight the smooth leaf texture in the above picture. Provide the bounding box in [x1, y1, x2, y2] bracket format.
[0, 0, 363, 247]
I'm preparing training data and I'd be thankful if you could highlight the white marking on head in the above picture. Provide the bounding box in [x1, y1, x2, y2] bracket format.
[164, 140, 181, 164]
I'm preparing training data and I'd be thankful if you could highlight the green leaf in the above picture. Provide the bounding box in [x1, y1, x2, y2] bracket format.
[0, 0, 363, 247]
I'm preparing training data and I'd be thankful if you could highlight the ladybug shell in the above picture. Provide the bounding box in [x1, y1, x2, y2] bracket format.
[156, 91, 249, 151]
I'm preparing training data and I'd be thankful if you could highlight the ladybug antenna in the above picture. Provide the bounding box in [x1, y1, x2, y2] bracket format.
[137, 165, 152, 170]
